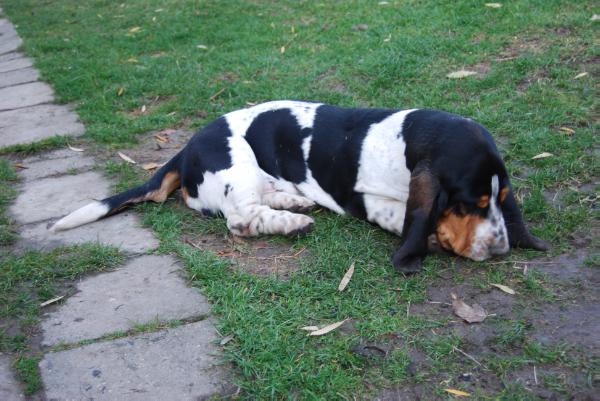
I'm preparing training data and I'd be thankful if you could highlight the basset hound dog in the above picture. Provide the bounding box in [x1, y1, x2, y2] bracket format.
[52, 101, 548, 273]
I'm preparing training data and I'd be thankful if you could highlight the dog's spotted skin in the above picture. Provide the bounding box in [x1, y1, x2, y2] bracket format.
[52, 101, 548, 273]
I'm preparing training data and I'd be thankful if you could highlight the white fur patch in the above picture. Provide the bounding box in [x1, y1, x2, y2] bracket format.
[355, 110, 415, 200]
[50, 201, 109, 232]
[225, 101, 322, 138]
[468, 175, 509, 260]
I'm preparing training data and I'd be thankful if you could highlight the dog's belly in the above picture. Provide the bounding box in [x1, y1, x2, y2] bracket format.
[184, 101, 416, 237]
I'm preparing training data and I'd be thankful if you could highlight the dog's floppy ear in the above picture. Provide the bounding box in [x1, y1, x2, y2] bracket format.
[500, 184, 549, 251]
[392, 162, 444, 274]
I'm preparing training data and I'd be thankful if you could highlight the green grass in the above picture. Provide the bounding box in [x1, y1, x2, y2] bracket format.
[0, 160, 18, 245]
[1, 0, 598, 399]
[0, 244, 124, 394]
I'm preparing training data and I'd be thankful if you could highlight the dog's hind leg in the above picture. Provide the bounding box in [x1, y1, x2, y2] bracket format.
[225, 205, 314, 237]
[261, 191, 315, 213]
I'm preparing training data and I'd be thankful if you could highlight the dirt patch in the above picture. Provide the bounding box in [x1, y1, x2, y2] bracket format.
[104, 129, 194, 168]
[123, 95, 177, 118]
[315, 66, 349, 95]
[497, 36, 545, 61]
[184, 234, 306, 279]
[517, 68, 550, 92]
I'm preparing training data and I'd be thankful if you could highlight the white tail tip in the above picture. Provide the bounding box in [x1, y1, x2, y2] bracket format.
[50, 201, 109, 232]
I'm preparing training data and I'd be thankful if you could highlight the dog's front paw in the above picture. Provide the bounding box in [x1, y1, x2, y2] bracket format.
[391, 252, 423, 275]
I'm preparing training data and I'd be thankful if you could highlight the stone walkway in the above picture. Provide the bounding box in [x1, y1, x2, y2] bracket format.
[0, 10, 228, 400]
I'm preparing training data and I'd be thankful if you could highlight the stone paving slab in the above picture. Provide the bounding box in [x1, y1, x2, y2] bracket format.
[0, 81, 54, 111]
[10, 171, 109, 224]
[10, 169, 159, 252]
[0, 354, 24, 401]
[41, 255, 211, 346]
[0, 54, 32, 73]
[0, 30, 21, 56]
[0, 104, 85, 147]
[0, 18, 18, 37]
[0, 51, 22, 63]
[20, 212, 159, 253]
[18, 148, 96, 182]
[40, 319, 228, 400]
[0, 66, 38, 88]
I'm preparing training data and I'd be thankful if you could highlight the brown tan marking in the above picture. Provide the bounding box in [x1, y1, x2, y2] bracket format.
[499, 186, 510, 203]
[477, 195, 490, 208]
[145, 171, 180, 202]
[436, 209, 485, 257]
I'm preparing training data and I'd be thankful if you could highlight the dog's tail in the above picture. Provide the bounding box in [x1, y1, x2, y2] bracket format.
[51, 151, 184, 232]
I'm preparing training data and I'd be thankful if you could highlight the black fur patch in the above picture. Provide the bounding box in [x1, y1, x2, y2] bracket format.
[181, 117, 232, 197]
[245, 109, 311, 184]
[308, 105, 396, 218]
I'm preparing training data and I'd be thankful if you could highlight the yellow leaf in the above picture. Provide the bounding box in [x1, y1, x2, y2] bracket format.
[445, 388, 471, 397]
[573, 72, 588, 79]
[13, 163, 27, 169]
[300, 326, 319, 331]
[154, 134, 169, 143]
[118, 152, 136, 164]
[126, 57, 138, 63]
[280, 46, 286, 53]
[40, 295, 64, 307]
[128, 26, 141, 33]
[446, 70, 478, 79]
[532, 152, 553, 160]
[117, 87, 125, 96]
[490, 283, 516, 295]
[308, 319, 347, 336]
[142, 162, 164, 171]
[559, 127, 575, 135]
[338, 262, 355, 292]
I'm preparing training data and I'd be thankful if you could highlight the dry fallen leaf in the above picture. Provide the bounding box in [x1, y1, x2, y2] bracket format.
[280, 46, 286, 53]
[451, 293, 487, 323]
[196, 44, 208, 49]
[308, 319, 348, 336]
[13, 163, 28, 169]
[126, 57, 138, 63]
[67, 144, 84, 152]
[446, 70, 478, 79]
[445, 388, 471, 397]
[140, 105, 147, 113]
[219, 335, 234, 346]
[573, 72, 588, 79]
[154, 134, 169, 143]
[490, 283, 516, 295]
[40, 295, 64, 307]
[142, 162, 164, 171]
[117, 87, 125, 96]
[301, 326, 319, 331]
[118, 152, 136, 164]
[591, 14, 600, 21]
[158, 129, 177, 135]
[532, 152, 554, 160]
[128, 26, 141, 33]
[485, 3, 502, 8]
[338, 262, 355, 292]
[559, 127, 575, 135]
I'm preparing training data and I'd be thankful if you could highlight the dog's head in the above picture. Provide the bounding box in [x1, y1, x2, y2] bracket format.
[435, 174, 510, 261]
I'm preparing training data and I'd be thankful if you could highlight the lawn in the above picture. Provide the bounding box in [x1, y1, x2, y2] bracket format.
[1, 0, 598, 399]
